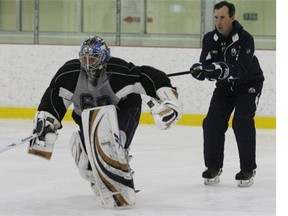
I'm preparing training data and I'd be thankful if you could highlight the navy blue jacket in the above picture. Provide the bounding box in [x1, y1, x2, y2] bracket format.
[200, 20, 264, 91]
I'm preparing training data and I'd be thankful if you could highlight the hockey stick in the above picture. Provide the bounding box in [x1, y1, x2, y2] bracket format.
[0, 133, 38, 154]
[167, 69, 201, 77]
[167, 71, 191, 77]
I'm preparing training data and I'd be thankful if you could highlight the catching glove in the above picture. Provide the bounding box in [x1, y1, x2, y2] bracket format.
[203, 62, 231, 81]
[151, 87, 183, 130]
[190, 63, 205, 81]
[28, 111, 61, 159]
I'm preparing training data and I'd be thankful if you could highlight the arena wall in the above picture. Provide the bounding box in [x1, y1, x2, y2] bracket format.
[0, 44, 275, 128]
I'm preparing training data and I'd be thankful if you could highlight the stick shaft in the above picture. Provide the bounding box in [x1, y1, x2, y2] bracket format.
[0, 133, 38, 153]
[167, 71, 191, 77]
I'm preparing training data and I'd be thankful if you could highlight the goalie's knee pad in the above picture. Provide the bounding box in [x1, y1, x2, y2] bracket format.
[119, 130, 127, 147]
[69, 131, 95, 184]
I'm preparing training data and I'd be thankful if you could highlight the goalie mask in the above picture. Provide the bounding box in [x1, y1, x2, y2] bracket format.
[79, 36, 111, 84]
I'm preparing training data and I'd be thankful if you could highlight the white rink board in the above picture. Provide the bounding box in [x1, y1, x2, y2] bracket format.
[0, 44, 275, 116]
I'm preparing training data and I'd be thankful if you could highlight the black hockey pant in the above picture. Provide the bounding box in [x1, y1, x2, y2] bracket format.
[117, 94, 142, 149]
[117, 106, 141, 149]
[203, 87, 261, 171]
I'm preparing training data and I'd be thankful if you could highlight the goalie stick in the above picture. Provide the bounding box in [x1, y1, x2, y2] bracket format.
[0, 133, 38, 154]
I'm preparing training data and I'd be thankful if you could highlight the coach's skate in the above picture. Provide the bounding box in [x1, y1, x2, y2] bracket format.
[202, 168, 222, 185]
[235, 170, 256, 187]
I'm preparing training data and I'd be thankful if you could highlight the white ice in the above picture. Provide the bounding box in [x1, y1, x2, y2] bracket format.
[0, 119, 276, 216]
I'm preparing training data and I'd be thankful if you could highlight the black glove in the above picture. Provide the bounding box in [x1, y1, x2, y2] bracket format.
[190, 63, 205, 81]
[203, 62, 230, 81]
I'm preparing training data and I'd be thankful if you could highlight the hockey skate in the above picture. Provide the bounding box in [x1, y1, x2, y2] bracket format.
[235, 170, 256, 187]
[202, 168, 222, 185]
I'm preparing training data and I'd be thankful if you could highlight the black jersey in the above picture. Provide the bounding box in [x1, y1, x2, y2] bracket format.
[38, 56, 174, 125]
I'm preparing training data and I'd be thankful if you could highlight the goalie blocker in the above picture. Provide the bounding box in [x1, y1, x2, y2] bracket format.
[77, 105, 136, 208]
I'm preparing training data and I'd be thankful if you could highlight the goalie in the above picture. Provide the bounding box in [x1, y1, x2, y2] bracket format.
[28, 35, 182, 208]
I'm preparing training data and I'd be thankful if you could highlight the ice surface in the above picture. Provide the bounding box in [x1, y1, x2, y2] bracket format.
[0, 119, 276, 216]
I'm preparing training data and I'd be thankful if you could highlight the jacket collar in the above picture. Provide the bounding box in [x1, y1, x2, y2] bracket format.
[213, 20, 242, 42]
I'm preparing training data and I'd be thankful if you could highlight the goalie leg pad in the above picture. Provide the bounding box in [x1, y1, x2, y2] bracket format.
[70, 131, 96, 184]
[81, 105, 136, 208]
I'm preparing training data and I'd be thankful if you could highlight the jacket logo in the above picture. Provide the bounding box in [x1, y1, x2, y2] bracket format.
[246, 49, 251, 54]
[211, 50, 218, 54]
[231, 48, 237, 56]
[248, 87, 256, 94]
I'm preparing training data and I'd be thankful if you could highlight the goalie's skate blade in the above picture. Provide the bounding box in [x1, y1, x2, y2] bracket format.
[204, 176, 220, 185]
[237, 178, 254, 187]
[100, 190, 136, 209]
[103, 200, 136, 209]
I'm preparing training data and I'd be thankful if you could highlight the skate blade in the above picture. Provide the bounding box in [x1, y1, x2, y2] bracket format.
[101, 193, 135, 209]
[204, 176, 220, 185]
[237, 178, 254, 187]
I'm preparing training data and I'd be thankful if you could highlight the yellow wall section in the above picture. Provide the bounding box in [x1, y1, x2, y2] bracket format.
[0, 107, 276, 129]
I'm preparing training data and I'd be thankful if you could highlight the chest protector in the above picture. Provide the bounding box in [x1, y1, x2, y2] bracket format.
[71, 70, 120, 116]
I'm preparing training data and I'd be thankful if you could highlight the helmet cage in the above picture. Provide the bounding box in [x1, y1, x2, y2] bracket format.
[80, 52, 104, 70]
[79, 36, 110, 81]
